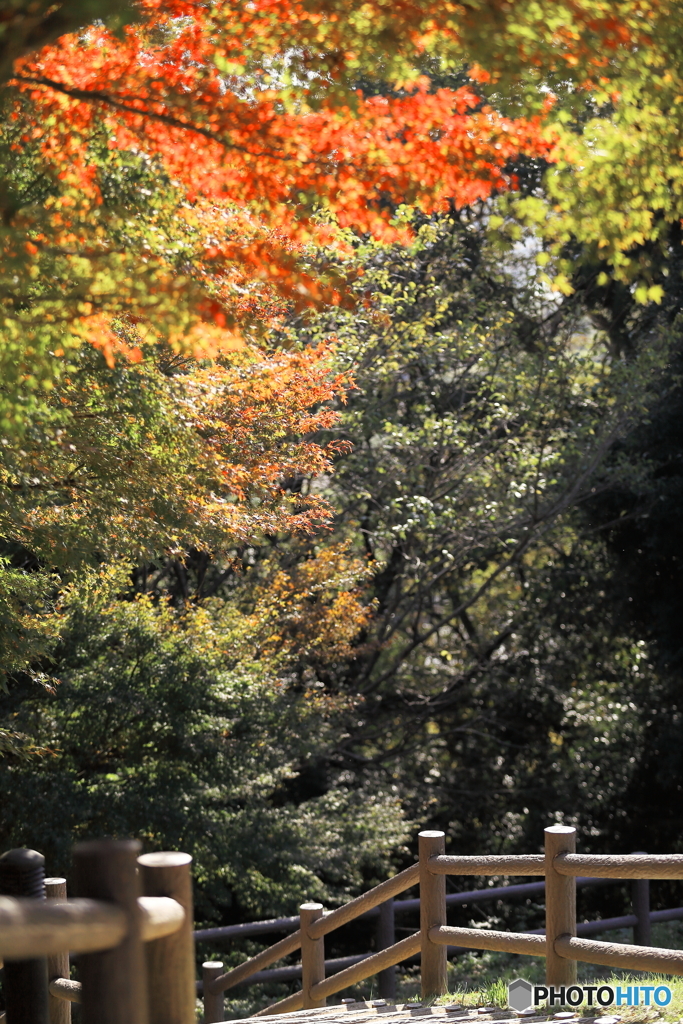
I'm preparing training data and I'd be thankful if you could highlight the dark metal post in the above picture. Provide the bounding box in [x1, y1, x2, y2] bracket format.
[631, 852, 651, 946]
[376, 898, 396, 1000]
[0, 848, 49, 1024]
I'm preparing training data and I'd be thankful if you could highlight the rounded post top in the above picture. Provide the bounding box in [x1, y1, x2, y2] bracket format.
[138, 851, 192, 868]
[544, 825, 576, 835]
[202, 961, 224, 971]
[45, 876, 67, 885]
[0, 848, 44, 867]
[299, 902, 324, 911]
[0, 847, 44, 864]
[0, 847, 46, 898]
[418, 830, 445, 839]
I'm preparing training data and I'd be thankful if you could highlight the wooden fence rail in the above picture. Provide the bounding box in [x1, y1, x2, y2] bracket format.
[0, 840, 192, 1024]
[193, 904, 683, 996]
[4, 824, 683, 1024]
[555, 853, 683, 878]
[192, 873, 626, 1002]
[201, 825, 683, 1022]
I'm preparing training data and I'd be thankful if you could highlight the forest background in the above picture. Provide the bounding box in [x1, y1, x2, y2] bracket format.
[2, 0, 683, 1005]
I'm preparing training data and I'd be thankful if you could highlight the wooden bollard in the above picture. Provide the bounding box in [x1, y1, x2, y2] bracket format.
[300, 903, 325, 1008]
[0, 848, 49, 1024]
[544, 824, 577, 987]
[45, 878, 71, 1024]
[73, 839, 149, 1024]
[138, 852, 194, 1024]
[419, 830, 447, 999]
[202, 961, 224, 1023]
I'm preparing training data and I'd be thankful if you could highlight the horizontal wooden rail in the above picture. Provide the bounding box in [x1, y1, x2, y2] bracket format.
[652, 906, 683, 924]
[49, 979, 81, 1004]
[576, 914, 636, 936]
[554, 853, 683, 879]
[555, 934, 683, 974]
[139, 895, 185, 941]
[209, 928, 302, 994]
[255, 932, 422, 1016]
[194, 915, 300, 942]
[196, 905, 683, 995]
[307, 865, 420, 940]
[0, 894, 184, 959]
[249, 953, 369, 987]
[196, 952, 373, 993]
[428, 855, 545, 876]
[208, 865, 419, 996]
[0, 897, 126, 958]
[429, 924, 546, 956]
[312, 931, 421, 1001]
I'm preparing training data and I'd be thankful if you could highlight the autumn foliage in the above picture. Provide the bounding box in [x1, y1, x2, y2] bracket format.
[2, 0, 680, 680]
[4, 0, 683, 363]
[6, 0, 552, 344]
[5, 0, 683, 941]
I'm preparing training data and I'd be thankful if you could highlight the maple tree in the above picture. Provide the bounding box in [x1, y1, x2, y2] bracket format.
[413, 0, 683, 291]
[0, 0, 133, 82]
[0, 0, 552, 425]
[2, 0, 682, 418]
[6, 0, 683, 345]
[4, 0, 683, 949]
[0, 0, 555, 697]
[0, 0, 678, 660]
[0, 331, 358, 692]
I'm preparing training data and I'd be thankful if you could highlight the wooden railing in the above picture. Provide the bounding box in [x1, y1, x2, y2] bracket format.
[4, 825, 683, 1024]
[200, 826, 683, 1022]
[194, 872, 671, 1000]
[0, 841, 194, 1024]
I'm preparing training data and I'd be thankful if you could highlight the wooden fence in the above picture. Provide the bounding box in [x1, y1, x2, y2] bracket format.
[199, 826, 683, 1022]
[0, 841, 193, 1024]
[193, 863, 665, 1000]
[3, 825, 683, 1024]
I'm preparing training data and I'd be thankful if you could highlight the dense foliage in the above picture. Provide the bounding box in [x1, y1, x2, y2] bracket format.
[272, 213, 679, 859]
[0, 560, 407, 921]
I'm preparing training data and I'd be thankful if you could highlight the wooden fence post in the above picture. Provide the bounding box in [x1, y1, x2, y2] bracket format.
[73, 839, 149, 1024]
[631, 851, 651, 946]
[419, 830, 447, 999]
[544, 825, 577, 987]
[138, 852, 195, 1024]
[377, 898, 396, 1001]
[202, 961, 224, 1023]
[0, 848, 49, 1024]
[300, 903, 326, 1008]
[45, 878, 71, 1024]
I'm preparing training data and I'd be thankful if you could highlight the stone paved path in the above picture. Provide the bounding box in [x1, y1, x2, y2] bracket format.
[239, 1000, 639, 1024]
